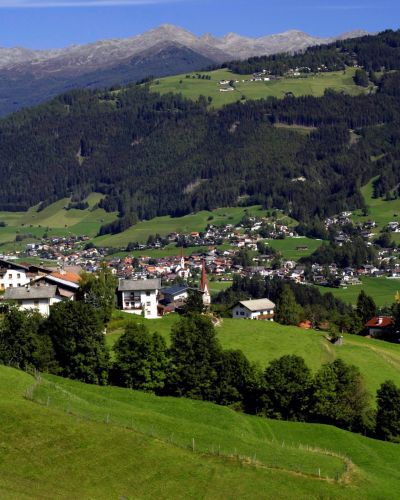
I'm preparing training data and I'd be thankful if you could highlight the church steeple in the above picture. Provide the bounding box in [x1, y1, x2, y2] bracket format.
[200, 260, 211, 306]
[180, 246, 185, 270]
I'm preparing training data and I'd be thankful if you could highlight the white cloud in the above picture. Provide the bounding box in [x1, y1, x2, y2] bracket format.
[0, 0, 180, 7]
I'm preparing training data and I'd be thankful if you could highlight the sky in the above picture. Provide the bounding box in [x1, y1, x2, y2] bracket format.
[0, 0, 398, 49]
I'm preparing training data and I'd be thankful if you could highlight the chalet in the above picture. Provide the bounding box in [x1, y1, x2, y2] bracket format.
[0, 260, 30, 290]
[365, 316, 394, 338]
[232, 298, 275, 320]
[4, 284, 65, 316]
[117, 278, 161, 319]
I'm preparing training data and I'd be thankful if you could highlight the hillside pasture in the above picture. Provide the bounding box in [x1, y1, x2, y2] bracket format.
[106, 316, 400, 398]
[316, 276, 399, 307]
[150, 68, 365, 108]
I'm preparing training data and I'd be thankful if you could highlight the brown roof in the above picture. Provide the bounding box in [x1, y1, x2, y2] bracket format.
[50, 271, 81, 284]
[365, 316, 394, 328]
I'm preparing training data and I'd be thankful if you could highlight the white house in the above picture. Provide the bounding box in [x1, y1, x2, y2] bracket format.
[232, 298, 275, 320]
[0, 260, 30, 290]
[117, 278, 161, 319]
[4, 284, 63, 317]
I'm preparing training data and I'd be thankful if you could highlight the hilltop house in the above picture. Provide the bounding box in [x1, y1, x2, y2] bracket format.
[365, 316, 394, 338]
[232, 298, 275, 320]
[117, 278, 161, 319]
[4, 284, 65, 316]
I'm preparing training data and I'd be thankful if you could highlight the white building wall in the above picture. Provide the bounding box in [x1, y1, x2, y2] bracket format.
[16, 296, 62, 317]
[232, 305, 274, 321]
[0, 269, 29, 290]
[122, 289, 158, 319]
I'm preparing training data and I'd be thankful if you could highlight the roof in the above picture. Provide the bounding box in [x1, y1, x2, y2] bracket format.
[0, 259, 29, 271]
[50, 271, 81, 284]
[162, 285, 188, 296]
[118, 278, 161, 292]
[365, 316, 394, 328]
[4, 285, 58, 300]
[237, 298, 276, 312]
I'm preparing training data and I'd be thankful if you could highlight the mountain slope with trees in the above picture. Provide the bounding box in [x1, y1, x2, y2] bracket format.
[0, 31, 399, 231]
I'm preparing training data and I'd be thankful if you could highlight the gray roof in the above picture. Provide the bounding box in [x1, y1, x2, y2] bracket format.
[238, 298, 275, 312]
[4, 285, 58, 300]
[118, 278, 161, 292]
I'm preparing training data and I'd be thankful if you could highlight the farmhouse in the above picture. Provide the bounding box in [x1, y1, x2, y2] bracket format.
[365, 316, 394, 337]
[232, 298, 275, 320]
[4, 284, 65, 316]
[117, 278, 161, 319]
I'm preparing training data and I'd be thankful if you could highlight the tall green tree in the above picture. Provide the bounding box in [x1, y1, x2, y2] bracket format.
[356, 290, 376, 324]
[44, 301, 109, 385]
[166, 314, 222, 400]
[376, 380, 400, 442]
[275, 285, 304, 326]
[262, 355, 313, 421]
[0, 306, 55, 372]
[112, 323, 168, 392]
[79, 263, 117, 324]
[312, 359, 371, 432]
[216, 349, 262, 410]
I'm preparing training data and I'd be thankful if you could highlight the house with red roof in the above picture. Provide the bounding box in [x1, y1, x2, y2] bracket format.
[365, 316, 394, 337]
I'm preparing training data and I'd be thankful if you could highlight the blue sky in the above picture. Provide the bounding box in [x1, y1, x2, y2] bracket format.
[0, 0, 398, 49]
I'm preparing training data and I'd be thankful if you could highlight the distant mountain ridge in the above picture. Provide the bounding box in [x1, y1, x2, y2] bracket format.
[0, 24, 369, 116]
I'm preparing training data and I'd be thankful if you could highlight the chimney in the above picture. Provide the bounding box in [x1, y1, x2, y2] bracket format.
[378, 317, 383, 325]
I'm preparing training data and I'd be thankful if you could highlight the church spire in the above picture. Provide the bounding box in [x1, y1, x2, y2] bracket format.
[180, 246, 185, 270]
[200, 260, 211, 306]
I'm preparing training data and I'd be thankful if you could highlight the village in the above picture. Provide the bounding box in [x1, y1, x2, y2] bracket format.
[0, 209, 399, 327]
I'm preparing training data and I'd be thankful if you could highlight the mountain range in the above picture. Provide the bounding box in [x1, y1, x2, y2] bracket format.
[0, 24, 369, 116]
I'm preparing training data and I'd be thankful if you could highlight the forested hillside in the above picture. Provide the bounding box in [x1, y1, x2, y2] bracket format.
[225, 29, 400, 74]
[0, 31, 399, 232]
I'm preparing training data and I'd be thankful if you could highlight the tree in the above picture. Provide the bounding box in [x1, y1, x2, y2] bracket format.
[353, 69, 369, 87]
[376, 380, 400, 442]
[275, 285, 304, 325]
[312, 359, 371, 432]
[79, 263, 118, 324]
[262, 355, 313, 421]
[184, 289, 206, 315]
[356, 290, 376, 324]
[165, 315, 222, 400]
[0, 306, 55, 372]
[112, 323, 168, 392]
[44, 301, 109, 385]
[216, 349, 262, 410]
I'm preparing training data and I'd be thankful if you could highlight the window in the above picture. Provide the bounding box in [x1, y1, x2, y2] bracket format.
[34, 300, 39, 308]
[146, 291, 151, 296]
[236, 311, 239, 315]
[146, 302, 151, 306]
[8, 273, 12, 279]
[17, 273, 20, 279]
[240, 312, 244, 316]
[0, 283, 4, 289]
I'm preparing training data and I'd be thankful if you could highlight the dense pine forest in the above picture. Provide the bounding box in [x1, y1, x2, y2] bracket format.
[0, 30, 400, 232]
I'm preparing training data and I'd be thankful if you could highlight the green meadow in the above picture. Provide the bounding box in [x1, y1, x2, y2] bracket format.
[2, 363, 400, 498]
[106, 315, 400, 398]
[316, 276, 400, 307]
[150, 67, 365, 109]
[265, 237, 322, 260]
[352, 177, 400, 243]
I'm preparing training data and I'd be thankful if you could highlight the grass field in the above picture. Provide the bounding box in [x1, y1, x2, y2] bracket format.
[352, 177, 400, 243]
[150, 68, 365, 109]
[106, 315, 400, 398]
[265, 237, 322, 260]
[0, 193, 117, 251]
[316, 276, 400, 307]
[2, 364, 400, 498]
[94, 205, 273, 247]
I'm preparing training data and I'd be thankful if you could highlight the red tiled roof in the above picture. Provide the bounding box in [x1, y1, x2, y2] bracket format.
[365, 316, 394, 328]
[50, 271, 81, 284]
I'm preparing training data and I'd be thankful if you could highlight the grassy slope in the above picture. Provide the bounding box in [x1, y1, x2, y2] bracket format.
[2, 364, 400, 499]
[316, 276, 400, 307]
[106, 316, 400, 398]
[0, 193, 117, 251]
[352, 177, 400, 243]
[150, 68, 365, 109]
